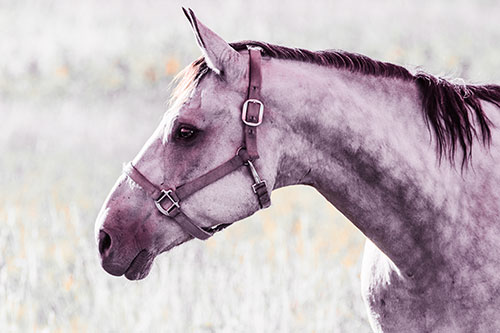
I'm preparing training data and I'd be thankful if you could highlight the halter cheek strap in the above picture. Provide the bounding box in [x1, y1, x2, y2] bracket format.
[124, 48, 270, 240]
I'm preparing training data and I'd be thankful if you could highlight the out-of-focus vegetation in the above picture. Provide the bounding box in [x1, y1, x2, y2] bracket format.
[1, 0, 498, 331]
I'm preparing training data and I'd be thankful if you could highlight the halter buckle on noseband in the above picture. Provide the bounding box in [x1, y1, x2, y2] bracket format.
[154, 190, 179, 216]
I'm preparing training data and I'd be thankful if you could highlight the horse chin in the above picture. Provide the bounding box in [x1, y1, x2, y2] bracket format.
[122, 235, 191, 280]
[124, 249, 155, 280]
[160, 234, 194, 254]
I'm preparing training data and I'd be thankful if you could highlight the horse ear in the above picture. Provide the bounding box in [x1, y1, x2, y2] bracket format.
[182, 8, 244, 78]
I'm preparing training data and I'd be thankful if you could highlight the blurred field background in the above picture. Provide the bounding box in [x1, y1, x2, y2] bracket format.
[1, 0, 499, 332]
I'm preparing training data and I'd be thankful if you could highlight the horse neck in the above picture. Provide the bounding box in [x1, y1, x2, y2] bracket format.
[264, 59, 461, 277]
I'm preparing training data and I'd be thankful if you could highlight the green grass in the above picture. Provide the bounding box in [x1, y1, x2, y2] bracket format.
[1, 0, 499, 331]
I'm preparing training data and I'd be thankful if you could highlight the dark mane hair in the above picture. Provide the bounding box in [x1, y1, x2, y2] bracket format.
[174, 40, 500, 166]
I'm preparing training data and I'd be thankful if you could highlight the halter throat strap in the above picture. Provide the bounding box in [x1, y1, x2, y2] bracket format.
[124, 48, 270, 240]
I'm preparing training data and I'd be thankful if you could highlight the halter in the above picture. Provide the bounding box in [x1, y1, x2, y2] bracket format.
[123, 48, 271, 240]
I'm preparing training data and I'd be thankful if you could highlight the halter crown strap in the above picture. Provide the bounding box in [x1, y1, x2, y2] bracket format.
[243, 47, 270, 209]
[124, 48, 270, 240]
[243, 48, 263, 159]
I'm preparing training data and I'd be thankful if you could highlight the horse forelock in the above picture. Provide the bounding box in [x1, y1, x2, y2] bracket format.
[175, 40, 500, 166]
[168, 56, 209, 108]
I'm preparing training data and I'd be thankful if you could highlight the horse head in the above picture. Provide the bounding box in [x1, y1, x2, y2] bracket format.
[94, 9, 279, 280]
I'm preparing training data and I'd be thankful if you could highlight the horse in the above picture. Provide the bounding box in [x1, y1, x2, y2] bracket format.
[95, 8, 500, 332]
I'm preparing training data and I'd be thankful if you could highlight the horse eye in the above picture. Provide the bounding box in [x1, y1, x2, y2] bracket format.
[175, 125, 198, 141]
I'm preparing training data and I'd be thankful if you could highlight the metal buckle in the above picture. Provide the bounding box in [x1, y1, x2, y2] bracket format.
[241, 99, 264, 127]
[252, 180, 267, 194]
[246, 160, 267, 193]
[154, 190, 179, 216]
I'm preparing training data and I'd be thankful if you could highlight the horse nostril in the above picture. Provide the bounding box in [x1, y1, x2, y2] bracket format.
[98, 230, 112, 257]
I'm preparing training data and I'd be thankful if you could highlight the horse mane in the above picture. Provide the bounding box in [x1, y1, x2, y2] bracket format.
[173, 40, 500, 166]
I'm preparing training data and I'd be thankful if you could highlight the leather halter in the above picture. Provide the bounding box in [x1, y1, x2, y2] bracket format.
[124, 48, 271, 240]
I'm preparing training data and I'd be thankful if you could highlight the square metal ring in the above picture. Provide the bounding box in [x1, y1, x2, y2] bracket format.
[154, 189, 179, 216]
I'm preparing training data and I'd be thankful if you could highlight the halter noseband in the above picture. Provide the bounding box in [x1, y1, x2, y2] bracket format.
[124, 47, 271, 240]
